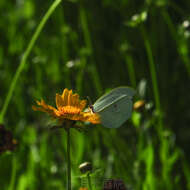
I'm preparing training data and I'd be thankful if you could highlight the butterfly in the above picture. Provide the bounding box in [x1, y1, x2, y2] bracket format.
[89, 87, 135, 128]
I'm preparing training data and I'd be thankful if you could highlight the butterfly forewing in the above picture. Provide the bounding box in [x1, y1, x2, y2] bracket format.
[94, 87, 135, 104]
[93, 94, 127, 112]
[93, 87, 135, 112]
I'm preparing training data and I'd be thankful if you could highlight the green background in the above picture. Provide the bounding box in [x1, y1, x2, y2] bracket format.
[0, 0, 190, 189]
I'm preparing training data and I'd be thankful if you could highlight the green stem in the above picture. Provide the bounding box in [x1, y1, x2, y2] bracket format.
[141, 26, 161, 112]
[141, 25, 164, 133]
[87, 173, 92, 190]
[162, 10, 190, 76]
[125, 54, 136, 88]
[67, 128, 71, 190]
[0, 0, 62, 123]
[78, 3, 102, 95]
[8, 156, 17, 190]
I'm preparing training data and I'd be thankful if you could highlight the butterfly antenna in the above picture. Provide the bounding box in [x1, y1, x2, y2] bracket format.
[86, 96, 95, 113]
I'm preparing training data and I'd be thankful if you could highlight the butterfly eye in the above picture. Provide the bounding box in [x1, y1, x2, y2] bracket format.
[89, 105, 95, 113]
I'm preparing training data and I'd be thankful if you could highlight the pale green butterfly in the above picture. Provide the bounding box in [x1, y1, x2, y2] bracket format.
[90, 87, 135, 128]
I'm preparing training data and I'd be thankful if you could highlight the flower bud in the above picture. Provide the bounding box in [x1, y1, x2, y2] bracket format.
[133, 100, 145, 112]
[79, 162, 92, 174]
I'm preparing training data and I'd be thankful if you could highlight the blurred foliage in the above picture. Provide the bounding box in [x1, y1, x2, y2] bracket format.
[0, 0, 190, 189]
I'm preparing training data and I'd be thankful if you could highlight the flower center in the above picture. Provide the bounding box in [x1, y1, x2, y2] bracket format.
[58, 106, 81, 115]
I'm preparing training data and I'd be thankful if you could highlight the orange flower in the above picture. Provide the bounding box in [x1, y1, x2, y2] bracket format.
[79, 188, 88, 190]
[32, 88, 100, 125]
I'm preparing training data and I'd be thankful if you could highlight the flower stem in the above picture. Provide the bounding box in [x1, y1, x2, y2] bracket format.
[0, 0, 62, 123]
[87, 173, 92, 190]
[67, 128, 71, 190]
[8, 156, 17, 190]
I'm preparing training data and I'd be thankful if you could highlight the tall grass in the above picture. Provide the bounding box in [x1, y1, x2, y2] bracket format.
[0, 0, 190, 189]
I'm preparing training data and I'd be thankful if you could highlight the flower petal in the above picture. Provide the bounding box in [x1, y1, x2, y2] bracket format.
[81, 112, 100, 124]
[32, 100, 57, 117]
[68, 90, 73, 106]
[79, 100, 87, 110]
[62, 88, 69, 106]
[56, 94, 64, 110]
[71, 94, 79, 107]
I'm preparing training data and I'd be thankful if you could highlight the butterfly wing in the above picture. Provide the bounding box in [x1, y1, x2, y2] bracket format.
[93, 87, 135, 112]
[93, 87, 135, 128]
[97, 95, 133, 128]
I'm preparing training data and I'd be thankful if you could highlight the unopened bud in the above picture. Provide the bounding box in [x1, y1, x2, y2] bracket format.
[133, 100, 145, 112]
[79, 162, 92, 174]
